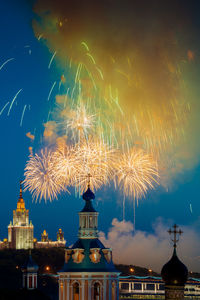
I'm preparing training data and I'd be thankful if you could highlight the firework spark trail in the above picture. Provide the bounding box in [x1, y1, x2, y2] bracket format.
[0, 58, 14, 71]
[53, 143, 77, 187]
[47, 81, 56, 101]
[24, 148, 67, 202]
[24, 136, 159, 202]
[70, 140, 116, 194]
[38, 34, 43, 40]
[64, 103, 95, 142]
[114, 148, 159, 201]
[48, 51, 57, 69]
[32, 1, 195, 185]
[20, 104, 27, 127]
[81, 41, 89, 52]
[7, 89, 23, 116]
[0, 102, 9, 115]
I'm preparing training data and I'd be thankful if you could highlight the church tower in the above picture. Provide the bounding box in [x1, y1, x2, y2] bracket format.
[58, 186, 120, 300]
[161, 225, 188, 300]
[8, 181, 34, 249]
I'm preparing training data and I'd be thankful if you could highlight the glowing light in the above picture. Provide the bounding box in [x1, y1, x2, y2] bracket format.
[0, 102, 9, 116]
[0, 58, 14, 71]
[47, 81, 56, 101]
[7, 89, 23, 116]
[24, 148, 66, 202]
[71, 140, 115, 193]
[65, 103, 95, 141]
[48, 50, 57, 69]
[20, 104, 27, 127]
[114, 148, 159, 200]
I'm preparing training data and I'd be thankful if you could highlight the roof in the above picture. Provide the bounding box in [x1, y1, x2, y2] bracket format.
[161, 248, 188, 286]
[60, 238, 119, 273]
[81, 187, 96, 212]
[22, 254, 39, 272]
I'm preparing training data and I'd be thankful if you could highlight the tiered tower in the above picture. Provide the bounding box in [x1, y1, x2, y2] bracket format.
[59, 186, 120, 300]
[8, 182, 34, 249]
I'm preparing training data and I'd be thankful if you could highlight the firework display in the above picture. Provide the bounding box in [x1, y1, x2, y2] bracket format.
[0, 0, 195, 204]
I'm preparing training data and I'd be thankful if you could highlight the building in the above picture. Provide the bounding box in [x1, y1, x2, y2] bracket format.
[58, 186, 120, 300]
[36, 228, 66, 248]
[161, 224, 188, 300]
[119, 275, 164, 298]
[8, 181, 34, 249]
[119, 275, 200, 299]
[22, 251, 39, 289]
[0, 182, 66, 250]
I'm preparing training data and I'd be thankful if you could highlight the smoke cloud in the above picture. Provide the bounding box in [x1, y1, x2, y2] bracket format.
[99, 218, 200, 273]
[32, 0, 200, 187]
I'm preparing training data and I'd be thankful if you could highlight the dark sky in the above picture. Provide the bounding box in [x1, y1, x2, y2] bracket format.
[1, 0, 200, 272]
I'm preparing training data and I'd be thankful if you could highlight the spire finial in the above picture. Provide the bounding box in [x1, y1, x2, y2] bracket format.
[168, 224, 183, 248]
[87, 173, 92, 189]
[19, 180, 23, 198]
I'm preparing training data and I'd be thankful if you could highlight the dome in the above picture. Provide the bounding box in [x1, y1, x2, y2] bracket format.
[82, 187, 95, 201]
[161, 248, 188, 286]
[81, 187, 96, 212]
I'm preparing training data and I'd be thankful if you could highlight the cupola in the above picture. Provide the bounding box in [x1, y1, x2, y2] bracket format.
[161, 224, 188, 300]
[78, 186, 99, 239]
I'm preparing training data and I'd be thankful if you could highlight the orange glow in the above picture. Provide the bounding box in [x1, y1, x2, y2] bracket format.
[45, 266, 50, 271]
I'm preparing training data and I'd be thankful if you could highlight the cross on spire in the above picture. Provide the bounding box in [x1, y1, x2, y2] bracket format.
[87, 173, 92, 188]
[168, 224, 183, 248]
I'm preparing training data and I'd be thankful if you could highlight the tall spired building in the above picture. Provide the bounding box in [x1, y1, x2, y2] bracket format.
[8, 182, 34, 249]
[59, 186, 120, 300]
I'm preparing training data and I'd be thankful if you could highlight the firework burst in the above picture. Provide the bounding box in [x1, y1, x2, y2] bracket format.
[114, 148, 159, 201]
[64, 103, 95, 142]
[71, 140, 115, 194]
[53, 142, 77, 187]
[23, 148, 66, 202]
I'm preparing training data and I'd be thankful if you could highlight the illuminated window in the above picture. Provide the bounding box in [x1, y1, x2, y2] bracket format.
[89, 248, 101, 263]
[112, 282, 116, 300]
[94, 282, 101, 300]
[73, 282, 79, 300]
[65, 249, 72, 263]
[29, 276, 32, 289]
[89, 216, 93, 227]
[83, 217, 86, 228]
[72, 249, 84, 263]
[102, 249, 112, 263]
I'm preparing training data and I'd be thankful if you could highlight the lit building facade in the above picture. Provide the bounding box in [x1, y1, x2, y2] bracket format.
[119, 275, 200, 299]
[35, 229, 66, 248]
[8, 182, 34, 249]
[0, 182, 66, 250]
[58, 187, 120, 300]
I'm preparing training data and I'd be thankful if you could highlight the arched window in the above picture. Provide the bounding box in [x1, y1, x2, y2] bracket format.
[94, 282, 101, 300]
[73, 282, 79, 300]
[89, 216, 93, 227]
[112, 281, 116, 300]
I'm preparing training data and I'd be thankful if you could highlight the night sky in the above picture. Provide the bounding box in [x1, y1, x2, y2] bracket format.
[1, 0, 200, 272]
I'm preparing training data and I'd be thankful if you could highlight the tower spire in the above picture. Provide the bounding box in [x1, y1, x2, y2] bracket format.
[17, 180, 25, 212]
[19, 180, 23, 199]
[87, 173, 92, 189]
